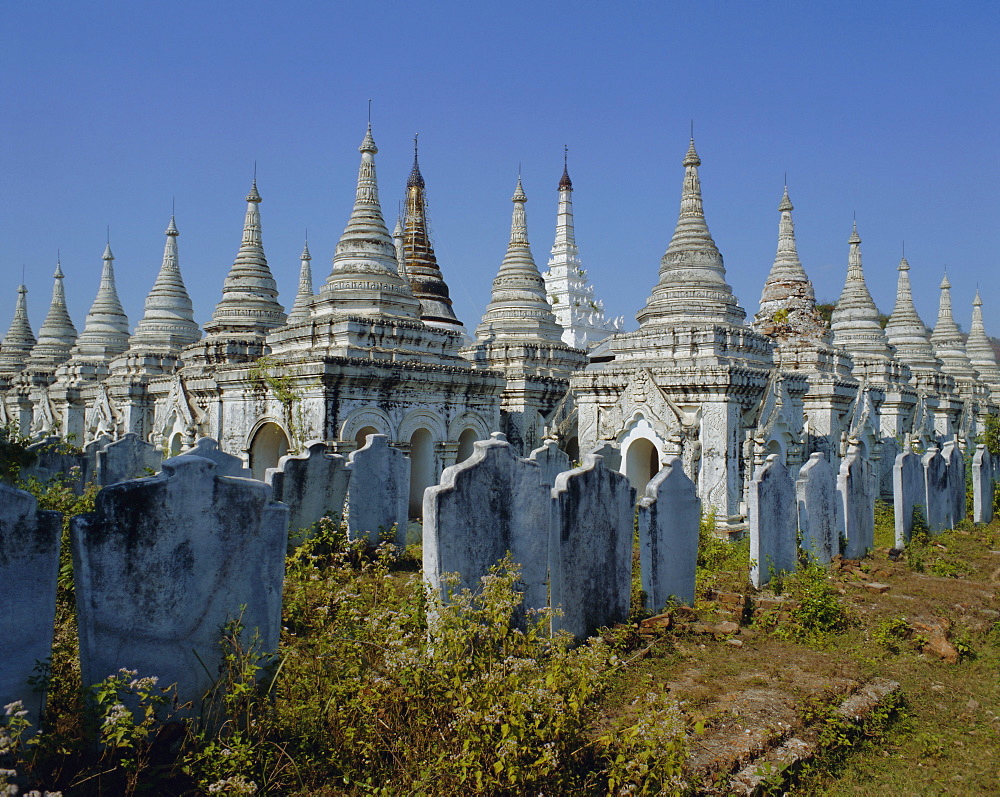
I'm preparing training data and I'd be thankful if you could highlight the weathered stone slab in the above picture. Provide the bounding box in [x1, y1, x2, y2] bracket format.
[922, 446, 950, 534]
[423, 434, 550, 618]
[587, 442, 622, 473]
[71, 456, 288, 714]
[346, 434, 408, 546]
[893, 449, 924, 547]
[796, 452, 838, 564]
[941, 439, 965, 527]
[266, 440, 351, 540]
[172, 437, 252, 478]
[972, 444, 994, 524]
[527, 439, 572, 487]
[82, 433, 114, 484]
[838, 445, 875, 560]
[637, 456, 700, 609]
[96, 432, 162, 485]
[0, 484, 61, 727]
[748, 454, 797, 588]
[550, 453, 636, 639]
[21, 435, 88, 491]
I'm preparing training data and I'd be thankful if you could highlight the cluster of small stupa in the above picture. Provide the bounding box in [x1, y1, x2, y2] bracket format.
[1, 127, 996, 521]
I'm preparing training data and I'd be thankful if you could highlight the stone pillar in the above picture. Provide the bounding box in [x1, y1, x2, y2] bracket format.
[436, 441, 460, 472]
[699, 400, 741, 520]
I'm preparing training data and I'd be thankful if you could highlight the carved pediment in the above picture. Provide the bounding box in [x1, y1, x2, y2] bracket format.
[599, 368, 683, 439]
[86, 383, 121, 440]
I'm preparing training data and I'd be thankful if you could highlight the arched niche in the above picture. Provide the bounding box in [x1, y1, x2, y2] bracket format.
[249, 421, 290, 481]
[408, 427, 436, 518]
[456, 428, 479, 464]
[619, 415, 665, 492]
[355, 425, 379, 450]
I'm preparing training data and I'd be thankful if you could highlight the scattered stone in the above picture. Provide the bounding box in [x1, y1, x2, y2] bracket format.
[726, 638, 744, 648]
[640, 613, 673, 631]
[967, 699, 981, 711]
[910, 618, 959, 664]
[864, 582, 890, 594]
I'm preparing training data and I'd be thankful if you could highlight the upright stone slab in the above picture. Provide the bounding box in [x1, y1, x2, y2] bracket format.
[796, 452, 838, 565]
[266, 441, 351, 539]
[172, 437, 252, 478]
[0, 484, 61, 727]
[345, 434, 408, 546]
[972, 444, 994, 524]
[922, 446, 950, 534]
[587, 442, 622, 473]
[748, 454, 797, 588]
[96, 432, 163, 485]
[527, 439, 572, 487]
[838, 445, 875, 560]
[637, 456, 700, 609]
[941, 439, 966, 526]
[72, 456, 288, 714]
[82, 433, 114, 484]
[22, 436, 87, 491]
[893, 449, 924, 547]
[550, 453, 635, 640]
[423, 434, 551, 617]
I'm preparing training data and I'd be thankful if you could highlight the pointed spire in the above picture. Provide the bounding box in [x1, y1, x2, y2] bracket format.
[543, 148, 622, 347]
[0, 284, 36, 373]
[29, 257, 77, 368]
[830, 220, 891, 357]
[753, 186, 827, 342]
[317, 124, 421, 319]
[129, 215, 201, 353]
[637, 138, 745, 327]
[72, 240, 131, 360]
[204, 179, 286, 336]
[286, 239, 315, 323]
[475, 177, 564, 342]
[401, 138, 462, 328]
[885, 255, 941, 372]
[559, 145, 572, 191]
[930, 271, 978, 380]
[966, 290, 1000, 392]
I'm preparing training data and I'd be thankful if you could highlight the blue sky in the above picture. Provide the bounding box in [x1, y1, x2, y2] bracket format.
[2, 1, 998, 338]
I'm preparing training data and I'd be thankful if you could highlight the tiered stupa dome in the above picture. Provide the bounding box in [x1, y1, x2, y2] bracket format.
[71, 243, 130, 361]
[28, 259, 77, 369]
[129, 216, 201, 353]
[753, 187, 829, 343]
[637, 139, 746, 327]
[0, 284, 36, 373]
[401, 139, 462, 331]
[830, 222, 891, 358]
[474, 177, 565, 342]
[315, 125, 421, 319]
[884, 256, 941, 373]
[203, 180, 286, 336]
